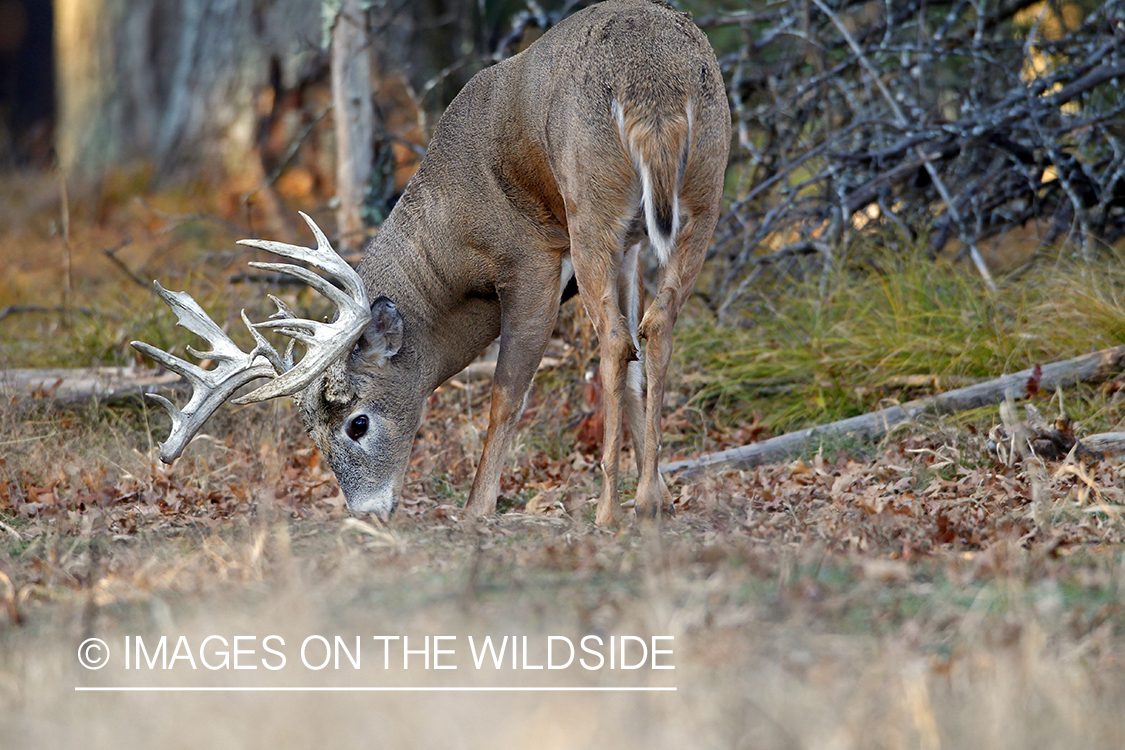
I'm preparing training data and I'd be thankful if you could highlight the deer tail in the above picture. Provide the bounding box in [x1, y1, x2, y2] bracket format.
[613, 98, 693, 265]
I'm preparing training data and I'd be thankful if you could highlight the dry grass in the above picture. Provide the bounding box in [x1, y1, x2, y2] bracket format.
[678, 246, 1125, 437]
[2, 383, 1124, 748]
[2, 172, 1124, 748]
[2, 506, 1122, 749]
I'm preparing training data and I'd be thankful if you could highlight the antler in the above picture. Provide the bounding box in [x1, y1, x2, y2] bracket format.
[131, 212, 371, 462]
[234, 212, 370, 402]
[131, 288, 287, 461]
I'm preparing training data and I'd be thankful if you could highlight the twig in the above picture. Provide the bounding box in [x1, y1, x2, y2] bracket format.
[133, 196, 250, 237]
[57, 166, 72, 321]
[101, 239, 151, 290]
[0, 519, 21, 541]
[228, 272, 309, 287]
[0, 305, 96, 323]
[254, 104, 333, 194]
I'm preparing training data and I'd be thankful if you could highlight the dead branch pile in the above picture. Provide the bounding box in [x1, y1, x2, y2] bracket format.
[701, 0, 1125, 319]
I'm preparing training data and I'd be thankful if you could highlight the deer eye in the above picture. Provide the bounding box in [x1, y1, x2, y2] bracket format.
[346, 414, 369, 441]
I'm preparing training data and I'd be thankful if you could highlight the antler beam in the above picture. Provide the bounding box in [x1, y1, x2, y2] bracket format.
[131, 212, 371, 462]
[131, 286, 284, 462]
[234, 212, 370, 403]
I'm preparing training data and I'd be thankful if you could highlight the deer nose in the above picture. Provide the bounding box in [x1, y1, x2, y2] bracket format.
[344, 483, 397, 519]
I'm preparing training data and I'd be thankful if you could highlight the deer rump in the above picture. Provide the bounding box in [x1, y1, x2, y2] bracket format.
[134, 0, 731, 526]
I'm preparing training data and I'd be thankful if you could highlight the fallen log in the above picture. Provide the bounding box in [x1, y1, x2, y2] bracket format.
[1081, 432, 1125, 459]
[661, 343, 1125, 477]
[0, 366, 180, 405]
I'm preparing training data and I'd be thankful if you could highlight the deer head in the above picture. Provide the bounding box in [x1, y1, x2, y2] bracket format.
[291, 294, 424, 515]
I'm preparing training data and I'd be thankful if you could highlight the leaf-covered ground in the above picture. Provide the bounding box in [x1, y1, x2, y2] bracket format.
[2, 372, 1124, 749]
[2, 172, 1124, 748]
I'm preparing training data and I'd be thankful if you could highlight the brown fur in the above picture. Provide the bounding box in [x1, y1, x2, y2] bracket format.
[305, 0, 730, 523]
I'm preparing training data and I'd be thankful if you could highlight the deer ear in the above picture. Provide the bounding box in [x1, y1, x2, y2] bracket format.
[356, 297, 403, 366]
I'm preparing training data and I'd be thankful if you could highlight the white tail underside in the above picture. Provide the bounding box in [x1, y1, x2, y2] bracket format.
[612, 98, 686, 267]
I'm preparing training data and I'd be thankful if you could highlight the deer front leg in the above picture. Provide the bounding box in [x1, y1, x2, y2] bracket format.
[464, 260, 564, 517]
[619, 242, 649, 478]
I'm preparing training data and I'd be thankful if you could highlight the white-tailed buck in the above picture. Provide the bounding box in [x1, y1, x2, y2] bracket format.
[133, 0, 730, 525]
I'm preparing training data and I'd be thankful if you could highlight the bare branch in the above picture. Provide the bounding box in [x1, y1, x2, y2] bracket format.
[713, 0, 1125, 313]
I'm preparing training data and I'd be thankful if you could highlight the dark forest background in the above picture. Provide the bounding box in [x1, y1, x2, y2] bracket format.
[3, 0, 1122, 302]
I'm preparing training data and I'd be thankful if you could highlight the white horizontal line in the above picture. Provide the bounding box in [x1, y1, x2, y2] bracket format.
[75, 686, 677, 693]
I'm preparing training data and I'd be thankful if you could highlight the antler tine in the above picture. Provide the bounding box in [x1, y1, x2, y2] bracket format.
[238, 212, 365, 302]
[232, 212, 371, 403]
[131, 284, 281, 462]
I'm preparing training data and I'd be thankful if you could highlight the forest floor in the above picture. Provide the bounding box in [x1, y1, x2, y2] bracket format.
[1, 170, 1123, 748]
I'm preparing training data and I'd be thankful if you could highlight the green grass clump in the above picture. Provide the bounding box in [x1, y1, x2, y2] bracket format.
[675, 246, 1125, 435]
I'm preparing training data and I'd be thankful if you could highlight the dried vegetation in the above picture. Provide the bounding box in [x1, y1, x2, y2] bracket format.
[2, 0, 1125, 743]
[2, 287, 1125, 746]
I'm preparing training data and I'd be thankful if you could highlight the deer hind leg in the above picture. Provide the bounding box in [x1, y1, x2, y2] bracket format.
[570, 224, 636, 527]
[635, 214, 712, 519]
[464, 256, 565, 517]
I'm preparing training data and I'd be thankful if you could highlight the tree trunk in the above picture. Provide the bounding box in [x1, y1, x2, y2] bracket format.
[329, 0, 375, 252]
[54, 0, 321, 175]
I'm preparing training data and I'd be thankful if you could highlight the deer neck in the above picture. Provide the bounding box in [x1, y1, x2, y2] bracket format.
[357, 214, 503, 392]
